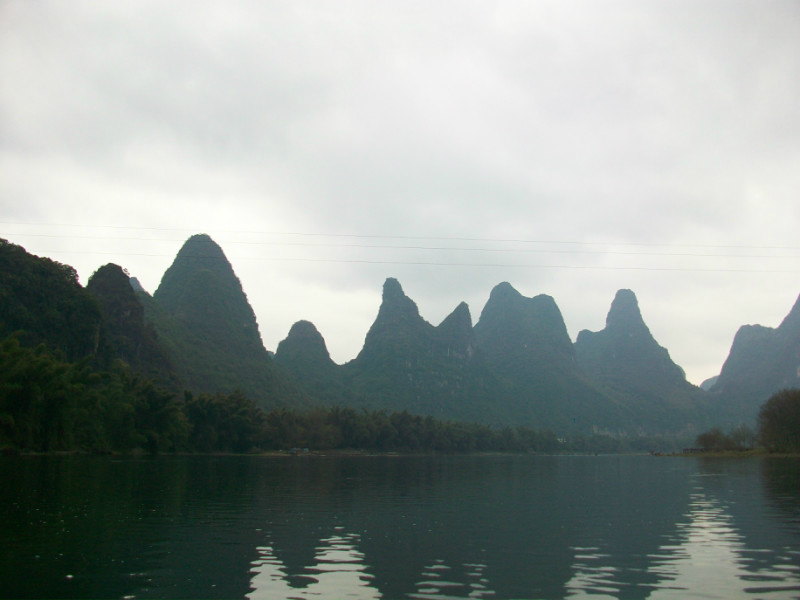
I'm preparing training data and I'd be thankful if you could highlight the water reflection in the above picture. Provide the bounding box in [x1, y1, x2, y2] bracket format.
[3, 455, 800, 599]
[564, 467, 800, 600]
[647, 492, 749, 599]
[248, 531, 500, 600]
[249, 528, 379, 599]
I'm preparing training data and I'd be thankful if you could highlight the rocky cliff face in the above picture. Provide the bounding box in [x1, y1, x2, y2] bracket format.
[710, 293, 800, 421]
[575, 289, 707, 432]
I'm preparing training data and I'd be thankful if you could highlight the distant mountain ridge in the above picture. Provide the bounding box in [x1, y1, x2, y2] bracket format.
[3, 234, 799, 435]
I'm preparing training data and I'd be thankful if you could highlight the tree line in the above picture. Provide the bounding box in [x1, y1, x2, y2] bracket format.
[0, 332, 568, 454]
[4, 330, 798, 455]
[693, 388, 800, 453]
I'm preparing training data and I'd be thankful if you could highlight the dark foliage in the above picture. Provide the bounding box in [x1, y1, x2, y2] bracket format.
[0, 334, 186, 453]
[694, 424, 756, 451]
[86, 263, 176, 385]
[0, 238, 102, 361]
[758, 389, 800, 452]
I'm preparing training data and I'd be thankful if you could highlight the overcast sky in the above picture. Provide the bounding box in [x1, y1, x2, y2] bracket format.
[2, 0, 799, 384]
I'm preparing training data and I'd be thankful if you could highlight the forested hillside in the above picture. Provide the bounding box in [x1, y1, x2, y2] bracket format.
[3, 234, 798, 454]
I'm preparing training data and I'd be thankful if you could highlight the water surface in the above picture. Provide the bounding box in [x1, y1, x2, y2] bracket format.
[1, 454, 799, 599]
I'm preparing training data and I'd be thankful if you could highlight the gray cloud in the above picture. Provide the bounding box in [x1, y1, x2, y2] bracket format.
[1, 0, 799, 384]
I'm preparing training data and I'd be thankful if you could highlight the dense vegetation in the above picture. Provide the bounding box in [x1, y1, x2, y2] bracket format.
[1, 330, 681, 455]
[757, 389, 800, 452]
[4, 234, 799, 452]
[693, 388, 800, 453]
[0, 238, 102, 361]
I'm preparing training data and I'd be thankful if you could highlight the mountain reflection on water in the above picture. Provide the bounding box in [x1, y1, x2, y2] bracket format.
[1, 455, 799, 600]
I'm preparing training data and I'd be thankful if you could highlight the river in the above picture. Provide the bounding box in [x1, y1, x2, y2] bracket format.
[1, 454, 799, 599]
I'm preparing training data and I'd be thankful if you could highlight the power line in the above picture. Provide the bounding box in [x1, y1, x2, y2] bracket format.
[3, 232, 799, 259]
[2, 221, 799, 252]
[9, 248, 798, 274]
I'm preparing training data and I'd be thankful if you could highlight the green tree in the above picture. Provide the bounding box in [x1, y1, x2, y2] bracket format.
[696, 427, 732, 451]
[758, 389, 800, 452]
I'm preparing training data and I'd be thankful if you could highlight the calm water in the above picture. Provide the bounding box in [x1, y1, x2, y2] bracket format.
[1, 454, 800, 600]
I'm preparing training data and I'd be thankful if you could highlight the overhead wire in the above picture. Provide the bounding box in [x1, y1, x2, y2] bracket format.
[2, 221, 799, 274]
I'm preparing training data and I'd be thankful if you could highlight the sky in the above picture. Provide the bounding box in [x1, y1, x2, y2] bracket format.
[1, 0, 799, 385]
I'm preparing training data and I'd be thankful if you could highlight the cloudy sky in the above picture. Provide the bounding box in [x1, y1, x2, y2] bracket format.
[2, 0, 799, 384]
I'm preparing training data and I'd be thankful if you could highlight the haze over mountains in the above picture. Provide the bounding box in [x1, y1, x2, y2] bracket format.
[2, 234, 799, 436]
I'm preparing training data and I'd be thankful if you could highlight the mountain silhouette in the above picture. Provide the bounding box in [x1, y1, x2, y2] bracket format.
[6, 233, 796, 435]
[575, 289, 708, 432]
[86, 263, 175, 385]
[710, 293, 800, 422]
[143, 234, 305, 406]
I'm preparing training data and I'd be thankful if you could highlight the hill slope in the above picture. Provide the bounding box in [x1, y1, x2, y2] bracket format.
[574, 289, 709, 432]
[145, 234, 305, 407]
[0, 238, 101, 361]
[709, 293, 800, 422]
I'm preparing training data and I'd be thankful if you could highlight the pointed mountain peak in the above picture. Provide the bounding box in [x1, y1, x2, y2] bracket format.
[275, 320, 335, 369]
[153, 233, 264, 351]
[383, 277, 405, 300]
[438, 301, 473, 334]
[606, 289, 647, 333]
[575, 288, 689, 394]
[376, 277, 421, 320]
[176, 233, 226, 260]
[436, 302, 475, 359]
[155, 234, 240, 304]
[449, 301, 471, 323]
[356, 278, 431, 363]
[488, 281, 522, 302]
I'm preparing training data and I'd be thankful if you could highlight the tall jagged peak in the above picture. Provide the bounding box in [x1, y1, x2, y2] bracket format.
[356, 278, 432, 363]
[606, 289, 649, 336]
[375, 277, 422, 321]
[436, 302, 475, 359]
[155, 234, 247, 309]
[575, 288, 688, 393]
[439, 301, 472, 330]
[383, 277, 404, 299]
